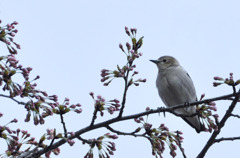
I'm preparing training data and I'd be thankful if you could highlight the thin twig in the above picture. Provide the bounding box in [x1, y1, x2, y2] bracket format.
[77, 136, 93, 144]
[176, 131, 186, 158]
[44, 133, 56, 153]
[214, 136, 240, 143]
[224, 97, 240, 102]
[0, 94, 26, 105]
[118, 63, 131, 118]
[59, 111, 68, 137]
[230, 114, 240, 119]
[90, 108, 98, 126]
[106, 125, 145, 137]
[232, 85, 236, 94]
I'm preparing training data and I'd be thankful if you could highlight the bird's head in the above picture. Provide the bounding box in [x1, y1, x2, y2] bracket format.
[150, 56, 180, 70]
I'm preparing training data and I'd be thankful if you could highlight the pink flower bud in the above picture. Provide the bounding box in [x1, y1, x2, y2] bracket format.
[130, 28, 137, 34]
[134, 71, 139, 75]
[21, 130, 28, 134]
[11, 118, 18, 123]
[213, 76, 223, 80]
[65, 97, 70, 102]
[9, 32, 15, 37]
[76, 103, 81, 107]
[209, 106, 217, 111]
[70, 132, 75, 136]
[89, 92, 94, 97]
[35, 75, 40, 80]
[67, 139, 75, 146]
[111, 134, 118, 139]
[26, 67, 32, 71]
[113, 99, 119, 103]
[213, 82, 221, 87]
[125, 26, 130, 36]
[200, 93, 205, 100]
[13, 29, 18, 33]
[70, 104, 76, 109]
[16, 44, 21, 49]
[74, 109, 82, 113]
[42, 91, 48, 96]
[13, 21, 18, 25]
[209, 102, 216, 106]
[213, 114, 219, 119]
[126, 42, 131, 50]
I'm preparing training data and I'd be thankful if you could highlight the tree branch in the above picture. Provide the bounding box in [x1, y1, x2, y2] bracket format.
[176, 131, 187, 158]
[0, 94, 26, 105]
[197, 90, 240, 158]
[230, 113, 240, 119]
[118, 63, 132, 118]
[59, 111, 68, 137]
[214, 136, 240, 143]
[76, 136, 93, 144]
[90, 108, 98, 126]
[19, 91, 239, 158]
[106, 125, 146, 137]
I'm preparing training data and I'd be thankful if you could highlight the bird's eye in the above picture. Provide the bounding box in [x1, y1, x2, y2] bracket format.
[162, 59, 167, 63]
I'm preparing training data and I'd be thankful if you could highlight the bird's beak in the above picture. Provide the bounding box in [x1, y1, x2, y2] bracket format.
[150, 60, 160, 64]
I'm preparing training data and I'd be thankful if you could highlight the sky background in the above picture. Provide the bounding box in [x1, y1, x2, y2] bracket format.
[1, 0, 240, 158]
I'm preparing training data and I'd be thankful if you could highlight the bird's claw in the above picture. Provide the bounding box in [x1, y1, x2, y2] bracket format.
[157, 107, 166, 117]
[184, 102, 190, 110]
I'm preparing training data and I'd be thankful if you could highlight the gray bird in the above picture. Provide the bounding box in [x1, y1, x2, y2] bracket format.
[150, 56, 204, 133]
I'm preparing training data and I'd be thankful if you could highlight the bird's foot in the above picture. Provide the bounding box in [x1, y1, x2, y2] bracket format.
[157, 107, 166, 117]
[184, 102, 190, 110]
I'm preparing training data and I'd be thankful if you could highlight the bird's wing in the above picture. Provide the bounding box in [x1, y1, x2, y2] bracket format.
[160, 66, 204, 132]
[161, 66, 197, 107]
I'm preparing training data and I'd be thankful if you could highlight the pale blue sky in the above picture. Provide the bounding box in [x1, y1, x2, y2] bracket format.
[1, 0, 240, 157]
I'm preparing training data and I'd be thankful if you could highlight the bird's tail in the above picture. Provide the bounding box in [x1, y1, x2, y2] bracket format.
[175, 107, 204, 133]
[182, 115, 204, 133]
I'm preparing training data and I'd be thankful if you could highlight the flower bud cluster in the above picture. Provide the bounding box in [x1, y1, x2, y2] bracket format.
[100, 68, 125, 86]
[130, 78, 147, 86]
[45, 148, 60, 158]
[100, 65, 146, 87]
[134, 117, 183, 158]
[84, 133, 117, 158]
[0, 125, 38, 157]
[22, 89, 81, 126]
[0, 56, 36, 97]
[0, 20, 20, 54]
[40, 132, 61, 158]
[197, 101, 218, 133]
[100, 27, 145, 87]
[50, 97, 82, 116]
[213, 73, 240, 87]
[120, 26, 143, 63]
[0, 20, 84, 158]
[149, 124, 183, 158]
[44, 129, 75, 157]
[90, 92, 120, 115]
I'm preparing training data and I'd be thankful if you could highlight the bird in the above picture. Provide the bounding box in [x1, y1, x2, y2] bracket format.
[150, 55, 204, 133]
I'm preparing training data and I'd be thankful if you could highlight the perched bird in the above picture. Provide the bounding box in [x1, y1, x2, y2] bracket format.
[150, 56, 203, 133]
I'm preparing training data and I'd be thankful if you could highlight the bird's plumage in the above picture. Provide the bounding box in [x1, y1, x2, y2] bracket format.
[151, 56, 204, 133]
